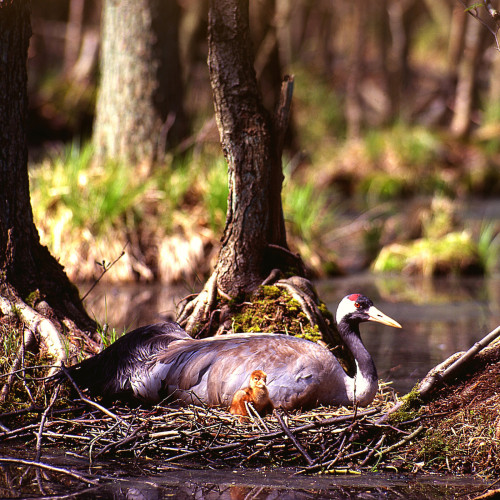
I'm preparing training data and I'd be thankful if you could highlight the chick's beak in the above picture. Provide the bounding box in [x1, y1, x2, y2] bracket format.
[367, 306, 402, 328]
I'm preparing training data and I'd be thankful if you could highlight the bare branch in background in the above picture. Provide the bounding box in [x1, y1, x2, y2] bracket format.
[457, 0, 500, 50]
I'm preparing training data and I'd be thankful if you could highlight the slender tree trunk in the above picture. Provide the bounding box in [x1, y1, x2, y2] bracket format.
[208, 0, 289, 297]
[0, 0, 95, 366]
[178, 0, 306, 335]
[345, 0, 366, 139]
[92, 0, 188, 165]
[450, 15, 488, 138]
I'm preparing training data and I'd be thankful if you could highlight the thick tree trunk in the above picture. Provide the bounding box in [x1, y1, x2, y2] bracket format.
[208, 0, 288, 297]
[0, 1, 95, 368]
[92, 0, 188, 165]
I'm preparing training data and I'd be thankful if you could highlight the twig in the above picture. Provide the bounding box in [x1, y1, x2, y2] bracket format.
[94, 423, 147, 458]
[245, 402, 270, 432]
[360, 434, 386, 467]
[376, 425, 424, 458]
[35, 385, 60, 462]
[0, 457, 100, 485]
[60, 366, 127, 426]
[275, 410, 314, 465]
[82, 245, 127, 300]
[457, 0, 500, 51]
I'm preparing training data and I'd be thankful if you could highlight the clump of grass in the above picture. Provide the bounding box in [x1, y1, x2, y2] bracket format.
[282, 177, 339, 274]
[477, 221, 500, 274]
[30, 143, 149, 236]
[372, 231, 482, 276]
[283, 180, 332, 244]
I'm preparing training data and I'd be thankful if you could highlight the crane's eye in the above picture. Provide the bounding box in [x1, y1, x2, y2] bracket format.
[354, 302, 360, 308]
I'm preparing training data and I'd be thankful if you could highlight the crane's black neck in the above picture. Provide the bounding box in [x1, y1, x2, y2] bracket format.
[337, 320, 378, 383]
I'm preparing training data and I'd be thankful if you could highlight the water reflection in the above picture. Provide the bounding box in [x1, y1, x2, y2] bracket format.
[81, 274, 500, 395]
[0, 460, 487, 499]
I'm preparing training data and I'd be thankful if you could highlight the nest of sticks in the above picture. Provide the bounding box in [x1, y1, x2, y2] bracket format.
[1, 381, 424, 473]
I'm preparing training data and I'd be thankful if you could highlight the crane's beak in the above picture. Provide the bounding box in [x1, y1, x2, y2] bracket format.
[367, 306, 402, 328]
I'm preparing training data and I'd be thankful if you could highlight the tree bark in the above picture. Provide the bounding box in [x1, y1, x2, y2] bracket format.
[345, 0, 366, 139]
[0, 0, 95, 365]
[178, 0, 310, 336]
[207, 0, 289, 297]
[450, 14, 488, 138]
[92, 0, 188, 165]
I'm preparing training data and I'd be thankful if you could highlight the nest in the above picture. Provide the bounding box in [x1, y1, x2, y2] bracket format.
[1, 382, 425, 473]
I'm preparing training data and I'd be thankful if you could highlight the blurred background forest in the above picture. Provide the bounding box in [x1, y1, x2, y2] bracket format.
[27, 0, 500, 285]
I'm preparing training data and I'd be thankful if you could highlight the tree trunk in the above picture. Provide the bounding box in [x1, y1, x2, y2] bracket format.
[207, 0, 290, 297]
[450, 14, 488, 138]
[178, 0, 309, 335]
[0, 0, 95, 370]
[345, 0, 366, 139]
[177, 0, 340, 351]
[92, 0, 188, 166]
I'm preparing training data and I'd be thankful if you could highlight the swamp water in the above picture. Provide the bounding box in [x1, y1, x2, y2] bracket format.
[3, 274, 498, 498]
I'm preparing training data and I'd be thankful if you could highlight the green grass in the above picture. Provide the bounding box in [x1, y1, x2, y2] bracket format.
[477, 221, 500, 274]
[203, 157, 229, 233]
[283, 179, 334, 244]
[30, 143, 149, 235]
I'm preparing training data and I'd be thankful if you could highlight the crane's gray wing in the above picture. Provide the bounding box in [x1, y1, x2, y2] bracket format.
[61, 321, 189, 399]
[154, 333, 340, 409]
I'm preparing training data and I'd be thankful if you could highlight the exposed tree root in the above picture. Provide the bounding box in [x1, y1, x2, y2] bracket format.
[177, 271, 218, 335]
[0, 294, 67, 372]
[274, 276, 339, 346]
[0, 285, 99, 402]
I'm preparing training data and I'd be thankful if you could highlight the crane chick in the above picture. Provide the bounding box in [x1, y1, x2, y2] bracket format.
[230, 370, 274, 422]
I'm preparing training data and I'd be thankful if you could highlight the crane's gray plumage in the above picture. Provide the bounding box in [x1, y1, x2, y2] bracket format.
[56, 294, 401, 410]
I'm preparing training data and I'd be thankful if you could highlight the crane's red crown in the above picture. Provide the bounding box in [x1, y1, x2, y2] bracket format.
[347, 293, 361, 301]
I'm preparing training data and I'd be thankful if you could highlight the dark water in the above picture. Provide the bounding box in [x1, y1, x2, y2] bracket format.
[0, 450, 490, 499]
[14, 274, 491, 499]
[62, 468, 489, 499]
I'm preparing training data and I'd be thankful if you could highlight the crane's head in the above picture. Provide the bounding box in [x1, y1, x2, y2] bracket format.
[336, 294, 402, 329]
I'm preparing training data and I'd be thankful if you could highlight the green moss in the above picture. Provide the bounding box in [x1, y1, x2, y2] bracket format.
[230, 285, 321, 340]
[419, 429, 451, 460]
[25, 289, 41, 307]
[388, 386, 424, 424]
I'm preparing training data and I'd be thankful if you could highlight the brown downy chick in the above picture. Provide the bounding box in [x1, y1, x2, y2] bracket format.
[229, 369, 274, 422]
